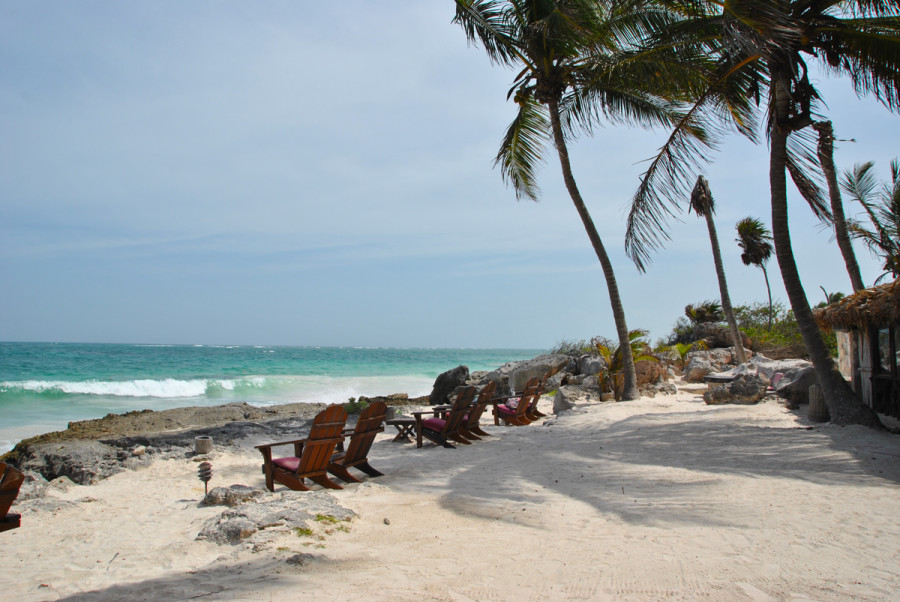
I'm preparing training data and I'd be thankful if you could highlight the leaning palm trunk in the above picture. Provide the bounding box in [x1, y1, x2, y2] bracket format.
[703, 209, 747, 364]
[770, 84, 880, 427]
[814, 121, 865, 292]
[548, 99, 639, 400]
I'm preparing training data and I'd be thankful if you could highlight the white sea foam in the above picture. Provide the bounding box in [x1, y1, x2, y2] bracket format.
[9, 379, 212, 398]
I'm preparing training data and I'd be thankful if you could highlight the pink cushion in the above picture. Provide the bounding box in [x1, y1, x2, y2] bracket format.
[272, 457, 301, 472]
[497, 404, 516, 416]
[423, 417, 446, 432]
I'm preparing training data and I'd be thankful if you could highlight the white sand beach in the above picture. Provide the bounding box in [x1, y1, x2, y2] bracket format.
[3, 382, 900, 601]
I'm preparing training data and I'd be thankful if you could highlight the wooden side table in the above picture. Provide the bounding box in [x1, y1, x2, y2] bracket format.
[385, 417, 416, 442]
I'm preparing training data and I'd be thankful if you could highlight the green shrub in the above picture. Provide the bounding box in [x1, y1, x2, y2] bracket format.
[343, 397, 369, 414]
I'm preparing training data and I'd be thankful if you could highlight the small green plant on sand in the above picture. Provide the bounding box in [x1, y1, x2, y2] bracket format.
[294, 527, 314, 537]
[314, 514, 341, 524]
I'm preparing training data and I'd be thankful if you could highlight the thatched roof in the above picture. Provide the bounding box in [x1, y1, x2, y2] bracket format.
[815, 280, 900, 331]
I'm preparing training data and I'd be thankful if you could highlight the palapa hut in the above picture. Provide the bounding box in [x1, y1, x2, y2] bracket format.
[815, 279, 900, 419]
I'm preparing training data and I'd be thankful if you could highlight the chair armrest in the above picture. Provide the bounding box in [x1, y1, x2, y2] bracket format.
[254, 438, 307, 450]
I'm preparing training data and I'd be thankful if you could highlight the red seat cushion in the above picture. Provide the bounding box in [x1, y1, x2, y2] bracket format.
[423, 417, 446, 432]
[497, 404, 516, 416]
[272, 457, 301, 472]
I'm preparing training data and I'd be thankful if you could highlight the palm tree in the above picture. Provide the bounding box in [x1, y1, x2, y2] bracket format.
[735, 216, 774, 329]
[453, 0, 697, 400]
[842, 159, 900, 283]
[624, 0, 898, 426]
[689, 175, 747, 364]
[812, 120, 865, 292]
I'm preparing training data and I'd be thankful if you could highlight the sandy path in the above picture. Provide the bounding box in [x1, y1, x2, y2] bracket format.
[3, 386, 899, 601]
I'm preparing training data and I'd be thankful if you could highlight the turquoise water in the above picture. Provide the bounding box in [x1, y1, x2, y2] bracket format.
[0, 342, 543, 452]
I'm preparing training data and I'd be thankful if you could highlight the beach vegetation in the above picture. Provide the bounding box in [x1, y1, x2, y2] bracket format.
[736, 217, 774, 329]
[314, 514, 347, 524]
[452, 0, 703, 400]
[549, 339, 594, 356]
[689, 176, 748, 364]
[592, 329, 657, 400]
[294, 527, 314, 537]
[343, 397, 369, 414]
[842, 159, 900, 284]
[624, 0, 897, 427]
[684, 300, 723, 325]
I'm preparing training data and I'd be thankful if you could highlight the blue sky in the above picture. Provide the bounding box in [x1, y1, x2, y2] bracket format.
[1, 2, 897, 349]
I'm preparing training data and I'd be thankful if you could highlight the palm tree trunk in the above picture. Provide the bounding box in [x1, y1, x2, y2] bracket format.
[704, 212, 747, 364]
[814, 121, 865, 292]
[547, 98, 639, 400]
[770, 80, 880, 427]
[762, 266, 773, 330]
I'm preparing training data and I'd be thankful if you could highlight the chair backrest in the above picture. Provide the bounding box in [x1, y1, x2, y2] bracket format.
[441, 386, 476, 435]
[343, 401, 387, 464]
[527, 376, 547, 411]
[513, 377, 541, 419]
[297, 404, 349, 475]
[466, 380, 496, 427]
[0, 462, 25, 518]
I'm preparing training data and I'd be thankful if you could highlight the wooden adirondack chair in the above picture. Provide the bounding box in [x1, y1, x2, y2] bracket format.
[459, 381, 496, 441]
[524, 374, 549, 421]
[493, 377, 540, 426]
[327, 401, 387, 483]
[256, 404, 348, 492]
[0, 461, 24, 533]
[412, 386, 476, 448]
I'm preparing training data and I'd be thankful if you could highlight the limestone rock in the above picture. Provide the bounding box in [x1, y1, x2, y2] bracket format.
[578, 355, 607, 377]
[693, 323, 752, 349]
[483, 354, 570, 396]
[553, 385, 602, 414]
[197, 491, 356, 546]
[775, 365, 818, 408]
[703, 374, 767, 405]
[635, 359, 666, 387]
[18, 440, 131, 485]
[202, 485, 265, 507]
[430, 366, 469, 405]
[684, 355, 717, 383]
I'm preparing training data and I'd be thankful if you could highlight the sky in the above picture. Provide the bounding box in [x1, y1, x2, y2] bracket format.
[1, 2, 898, 349]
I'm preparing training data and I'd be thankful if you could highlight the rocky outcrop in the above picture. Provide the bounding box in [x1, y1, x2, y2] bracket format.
[430, 365, 470, 405]
[703, 374, 768, 405]
[196, 490, 356, 545]
[693, 323, 753, 349]
[475, 354, 571, 397]
[553, 386, 602, 414]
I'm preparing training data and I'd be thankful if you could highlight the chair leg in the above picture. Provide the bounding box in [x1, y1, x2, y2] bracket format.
[261, 464, 275, 492]
[458, 426, 481, 441]
[356, 461, 384, 478]
[327, 464, 361, 484]
[308, 473, 343, 490]
[471, 425, 492, 437]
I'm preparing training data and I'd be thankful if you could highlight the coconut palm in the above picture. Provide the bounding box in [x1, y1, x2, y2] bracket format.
[842, 159, 900, 283]
[735, 216, 774, 329]
[689, 175, 747, 363]
[812, 121, 865, 292]
[623, 0, 899, 426]
[452, 0, 699, 400]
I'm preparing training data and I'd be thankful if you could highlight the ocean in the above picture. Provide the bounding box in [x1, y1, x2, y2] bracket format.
[0, 342, 544, 453]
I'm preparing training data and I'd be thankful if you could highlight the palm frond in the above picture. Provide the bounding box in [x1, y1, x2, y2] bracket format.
[814, 18, 900, 112]
[625, 55, 763, 271]
[453, 0, 524, 68]
[494, 93, 551, 201]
